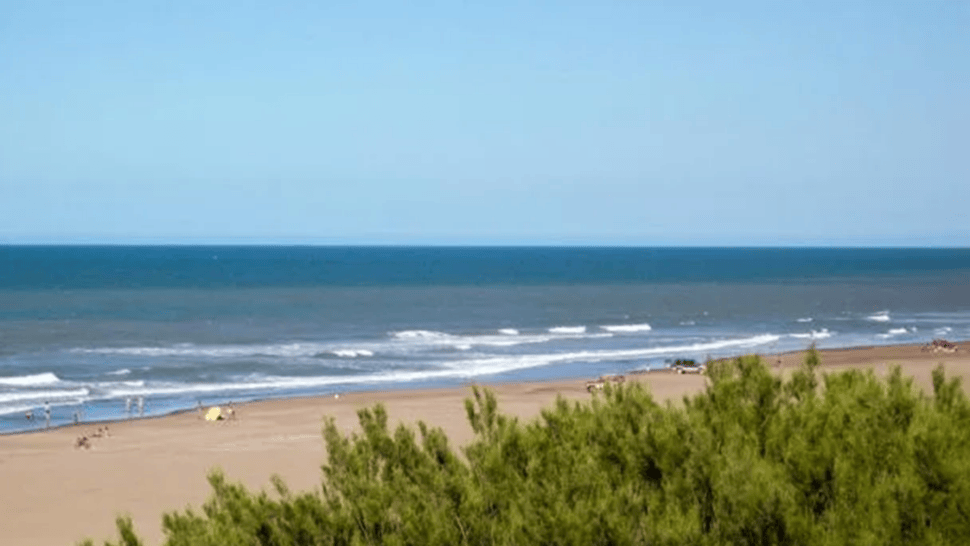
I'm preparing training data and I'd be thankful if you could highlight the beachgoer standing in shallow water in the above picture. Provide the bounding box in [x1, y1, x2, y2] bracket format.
[44, 401, 51, 429]
[125, 397, 132, 417]
[137, 396, 145, 417]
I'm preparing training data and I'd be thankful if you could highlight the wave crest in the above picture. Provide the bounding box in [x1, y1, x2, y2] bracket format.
[331, 350, 375, 358]
[877, 327, 910, 339]
[790, 328, 832, 340]
[391, 330, 453, 340]
[601, 323, 652, 333]
[0, 372, 61, 387]
[0, 388, 89, 405]
[548, 326, 586, 334]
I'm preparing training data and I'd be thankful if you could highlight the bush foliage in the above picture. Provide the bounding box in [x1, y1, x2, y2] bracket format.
[83, 352, 970, 545]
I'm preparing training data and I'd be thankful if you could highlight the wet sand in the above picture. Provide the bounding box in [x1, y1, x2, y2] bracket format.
[1, 342, 966, 545]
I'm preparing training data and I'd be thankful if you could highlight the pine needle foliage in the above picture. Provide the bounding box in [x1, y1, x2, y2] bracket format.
[82, 353, 970, 545]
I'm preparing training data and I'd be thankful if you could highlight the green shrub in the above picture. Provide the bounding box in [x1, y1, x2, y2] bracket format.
[83, 353, 970, 545]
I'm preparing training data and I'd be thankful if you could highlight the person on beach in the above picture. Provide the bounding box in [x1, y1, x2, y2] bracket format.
[137, 396, 145, 417]
[125, 397, 132, 417]
[44, 401, 51, 429]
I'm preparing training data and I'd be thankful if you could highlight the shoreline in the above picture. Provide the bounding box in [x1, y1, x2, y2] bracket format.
[2, 341, 968, 545]
[3, 337, 966, 438]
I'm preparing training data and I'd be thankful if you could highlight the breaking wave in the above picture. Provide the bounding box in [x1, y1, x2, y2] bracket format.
[73, 343, 336, 359]
[330, 350, 375, 358]
[877, 327, 910, 339]
[391, 330, 452, 340]
[0, 372, 61, 387]
[548, 326, 586, 334]
[0, 388, 89, 406]
[97, 334, 781, 400]
[790, 328, 832, 340]
[600, 323, 652, 333]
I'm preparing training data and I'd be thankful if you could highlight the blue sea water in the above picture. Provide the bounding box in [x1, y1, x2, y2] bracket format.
[2, 246, 969, 433]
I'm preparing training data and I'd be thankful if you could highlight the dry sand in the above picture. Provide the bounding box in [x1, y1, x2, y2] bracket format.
[1, 342, 967, 545]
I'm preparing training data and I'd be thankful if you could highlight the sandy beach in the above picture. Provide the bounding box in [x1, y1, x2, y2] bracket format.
[1, 342, 967, 546]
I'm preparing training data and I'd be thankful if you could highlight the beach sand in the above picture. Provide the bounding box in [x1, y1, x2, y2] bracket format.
[1, 342, 967, 545]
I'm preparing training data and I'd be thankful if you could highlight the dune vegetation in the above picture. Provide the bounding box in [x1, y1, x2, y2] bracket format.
[83, 349, 970, 545]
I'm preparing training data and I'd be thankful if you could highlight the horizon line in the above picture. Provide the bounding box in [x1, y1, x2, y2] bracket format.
[2, 242, 967, 250]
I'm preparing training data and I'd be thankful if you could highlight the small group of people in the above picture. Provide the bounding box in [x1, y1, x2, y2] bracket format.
[124, 396, 146, 417]
[27, 396, 147, 432]
[74, 426, 110, 450]
[79, 426, 111, 449]
[25, 401, 54, 428]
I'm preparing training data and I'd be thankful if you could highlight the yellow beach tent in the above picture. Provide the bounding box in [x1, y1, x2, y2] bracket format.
[204, 406, 223, 421]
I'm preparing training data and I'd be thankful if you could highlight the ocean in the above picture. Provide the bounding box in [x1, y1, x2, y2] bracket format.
[2, 246, 969, 433]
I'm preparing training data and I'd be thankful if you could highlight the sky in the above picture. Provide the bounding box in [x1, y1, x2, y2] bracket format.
[1, 2, 967, 246]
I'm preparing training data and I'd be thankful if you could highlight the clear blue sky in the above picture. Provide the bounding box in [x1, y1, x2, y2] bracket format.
[1, 2, 967, 246]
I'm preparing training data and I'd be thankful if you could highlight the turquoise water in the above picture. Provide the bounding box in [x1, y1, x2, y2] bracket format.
[2, 246, 969, 432]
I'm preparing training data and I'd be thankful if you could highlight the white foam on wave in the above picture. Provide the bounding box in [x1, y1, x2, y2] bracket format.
[331, 350, 375, 358]
[548, 326, 586, 334]
[75, 342, 379, 360]
[680, 320, 695, 326]
[101, 374, 437, 399]
[600, 323, 652, 333]
[88, 380, 147, 390]
[75, 343, 327, 359]
[391, 330, 453, 340]
[867, 312, 891, 322]
[0, 404, 44, 416]
[72, 325, 608, 365]
[106, 368, 131, 376]
[877, 327, 910, 339]
[98, 334, 782, 400]
[796, 317, 813, 323]
[0, 372, 61, 387]
[392, 329, 593, 349]
[0, 388, 89, 405]
[790, 328, 832, 340]
[935, 327, 953, 336]
[438, 334, 783, 376]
